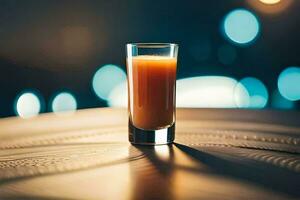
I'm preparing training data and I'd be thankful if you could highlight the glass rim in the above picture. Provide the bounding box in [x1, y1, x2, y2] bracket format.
[127, 43, 178, 48]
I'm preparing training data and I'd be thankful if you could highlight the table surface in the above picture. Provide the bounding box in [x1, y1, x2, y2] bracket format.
[0, 108, 299, 200]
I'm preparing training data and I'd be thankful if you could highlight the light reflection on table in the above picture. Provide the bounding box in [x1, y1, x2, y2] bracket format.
[0, 108, 299, 200]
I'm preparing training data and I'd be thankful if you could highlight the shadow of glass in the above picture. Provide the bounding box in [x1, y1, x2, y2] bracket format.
[174, 143, 300, 198]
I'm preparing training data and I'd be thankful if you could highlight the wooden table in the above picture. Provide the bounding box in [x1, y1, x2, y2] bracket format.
[0, 108, 299, 200]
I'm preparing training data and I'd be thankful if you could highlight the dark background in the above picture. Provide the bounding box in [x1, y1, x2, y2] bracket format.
[1, 0, 300, 117]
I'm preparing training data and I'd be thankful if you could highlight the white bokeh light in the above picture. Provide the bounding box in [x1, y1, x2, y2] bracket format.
[176, 76, 249, 108]
[51, 92, 77, 114]
[107, 81, 128, 107]
[15, 92, 41, 118]
[92, 64, 127, 100]
[259, 0, 281, 4]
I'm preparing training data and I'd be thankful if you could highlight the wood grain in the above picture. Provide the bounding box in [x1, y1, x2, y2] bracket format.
[0, 108, 299, 200]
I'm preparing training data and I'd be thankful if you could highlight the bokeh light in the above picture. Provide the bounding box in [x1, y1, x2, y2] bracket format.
[217, 44, 237, 65]
[51, 92, 77, 114]
[222, 9, 260, 45]
[92, 64, 127, 100]
[107, 76, 250, 108]
[15, 92, 41, 118]
[177, 76, 249, 108]
[278, 66, 300, 101]
[247, 0, 293, 14]
[271, 90, 294, 109]
[259, 0, 281, 5]
[237, 77, 268, 108]
[107, 81, 127, 107]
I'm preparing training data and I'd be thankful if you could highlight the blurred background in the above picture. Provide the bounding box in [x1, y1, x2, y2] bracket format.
[1, 0, 300, 118]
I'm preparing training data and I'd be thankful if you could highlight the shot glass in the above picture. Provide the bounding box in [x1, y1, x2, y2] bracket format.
[126, 43, 178, 145]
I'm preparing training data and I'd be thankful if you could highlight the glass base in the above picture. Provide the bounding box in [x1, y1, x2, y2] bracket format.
[129, 121, 175, 145]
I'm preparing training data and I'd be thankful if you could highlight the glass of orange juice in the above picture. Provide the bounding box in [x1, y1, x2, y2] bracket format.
[126, 43, 178, 145]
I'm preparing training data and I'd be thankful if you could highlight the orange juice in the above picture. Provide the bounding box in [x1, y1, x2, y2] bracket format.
[127, 56, 177, 130]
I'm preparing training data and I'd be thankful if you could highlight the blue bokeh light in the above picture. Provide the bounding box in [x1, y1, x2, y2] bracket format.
[271, 90, 294, 109]
[92, 64, 127, 100]
[278, 67, 300, 101]
[15, 92, 41, 118]
[237, 77, 268, 108]
[223, 9, 260, 45]
[52, 92, 77, 114]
